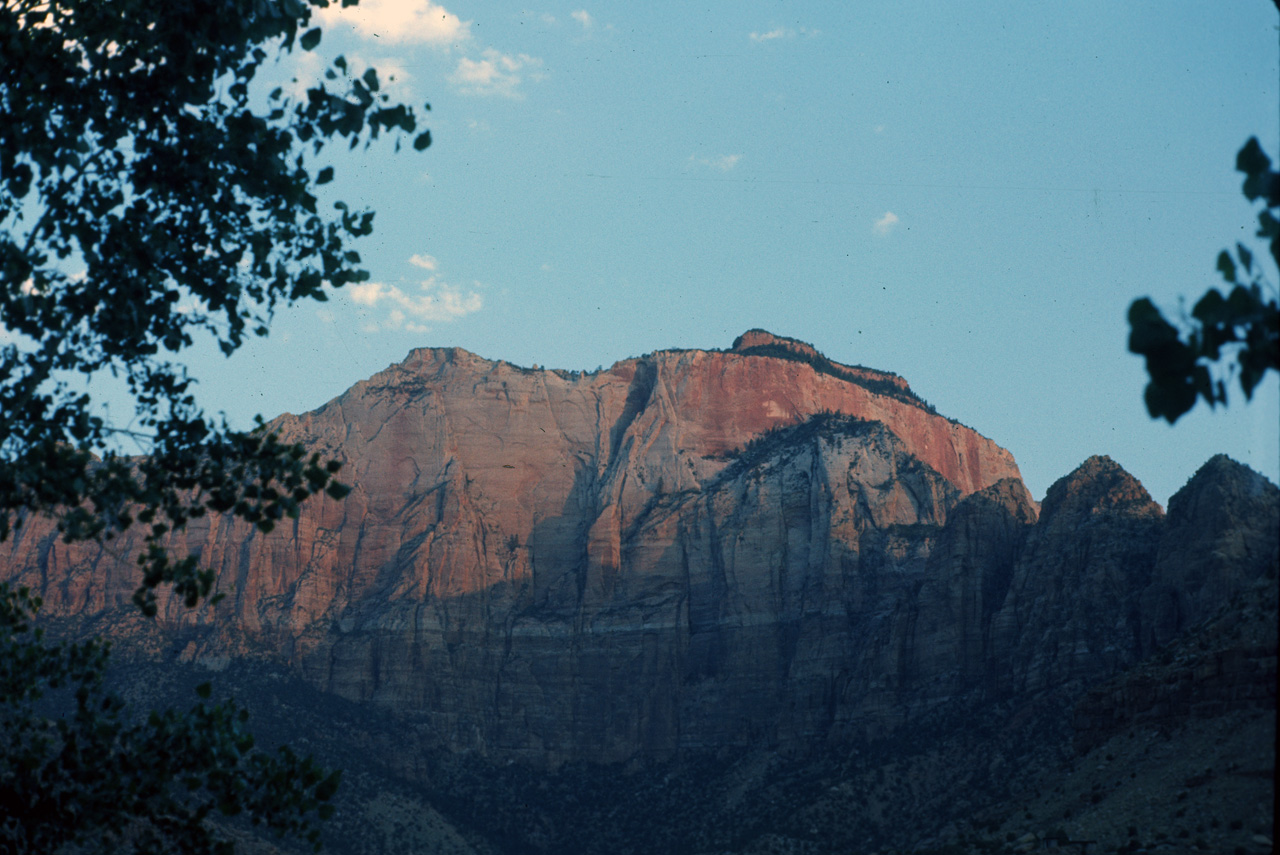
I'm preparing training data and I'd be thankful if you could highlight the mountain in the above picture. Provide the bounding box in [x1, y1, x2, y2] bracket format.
[1, 331, 1275, 853]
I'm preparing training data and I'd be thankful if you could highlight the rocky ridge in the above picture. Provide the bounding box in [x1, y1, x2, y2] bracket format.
[1, 332, 1275, 782]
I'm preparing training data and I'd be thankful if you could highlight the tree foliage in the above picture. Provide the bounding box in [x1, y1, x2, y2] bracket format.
[0, 0, 428, 849]
[1128, 137, 1280, 423]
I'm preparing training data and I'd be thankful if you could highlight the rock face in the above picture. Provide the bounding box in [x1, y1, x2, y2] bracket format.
[1, 332, 1275, 767]
[987, 455, 1167, 693]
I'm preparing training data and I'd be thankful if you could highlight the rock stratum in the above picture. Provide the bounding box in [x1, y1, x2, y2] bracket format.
[2, 330, 1276, 774]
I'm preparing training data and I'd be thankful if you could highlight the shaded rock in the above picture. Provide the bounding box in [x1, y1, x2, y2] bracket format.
[906, 477, 1039, 697]
[989, 456, 1166, 693]
[1142, 454, 1280, 649]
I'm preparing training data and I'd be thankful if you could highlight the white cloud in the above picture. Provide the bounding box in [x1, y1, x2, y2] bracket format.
[748, 26, 817, 43]
[749, 27, 793, 42]
[314, 0, 470, 45]
[349, 278, 483, 332]
[873, 211, 900, 236]
[449, 49, 543, 98]
[571, 9, 593, 28]
[688, 154, 742, 172]
[409, 253, 438, 271]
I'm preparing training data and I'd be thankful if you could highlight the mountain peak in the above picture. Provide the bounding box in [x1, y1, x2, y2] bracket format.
[727, 329, 913, 396]
[730, 329, 822, 359]
[1039, 454, 1163, 524]
[1166, 453, 1279, 529]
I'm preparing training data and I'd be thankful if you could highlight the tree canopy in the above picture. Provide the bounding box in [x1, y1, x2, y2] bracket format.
[1128, 137, 1280, 423]
[0, 0, 428, 849]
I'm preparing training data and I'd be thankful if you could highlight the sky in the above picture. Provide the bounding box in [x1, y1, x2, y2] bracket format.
[176, 0, 1277, 507]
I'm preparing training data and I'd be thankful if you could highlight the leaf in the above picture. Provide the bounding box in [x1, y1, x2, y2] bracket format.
[1242, 170, 1272, 204]
[1191, 364, 1215, 406]
[1215, 250, 1236, 283]
[1191, 288, 1226, 324]
[300, 27, 322, 51]
[9, 162, 33, 198]
[1225, 284, 1259, 316]
[1258, 209, 1279, 239]
[316, 166, 334, 185]
[413, 131, 432, 151]
[1144, 377, 1196, 424]
[1237, 137, 1271, 183]
[1236, 243, 1253, 274]
[1126, 298, 1178, 355]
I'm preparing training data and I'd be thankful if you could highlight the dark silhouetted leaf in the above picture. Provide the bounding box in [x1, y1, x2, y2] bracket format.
[1216, 250, 1236, 282]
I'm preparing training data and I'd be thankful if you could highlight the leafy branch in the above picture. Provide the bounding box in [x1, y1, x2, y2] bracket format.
[1128, 137, 1280, 423]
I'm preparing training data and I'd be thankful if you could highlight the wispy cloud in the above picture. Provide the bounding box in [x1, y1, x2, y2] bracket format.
[748, 26, 818, 43]
[749, 27, 792, 42]
[688, 153, 742, 172]
[314, 0, 470, 45]
[571, 9, 593, 28]
[350, 255, 482, 332]
[449, 49, 544, 98]
[313, 2, 545, 102]
[349, 278, 483, 333]
[873, 211, 900, 236]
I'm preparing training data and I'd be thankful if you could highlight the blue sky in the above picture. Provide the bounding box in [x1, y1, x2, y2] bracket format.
[182, 0, 1278, 506]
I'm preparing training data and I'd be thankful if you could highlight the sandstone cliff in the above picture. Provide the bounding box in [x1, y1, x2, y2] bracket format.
[1, 330, 1020, 626]
[2, 332, 1275, 769]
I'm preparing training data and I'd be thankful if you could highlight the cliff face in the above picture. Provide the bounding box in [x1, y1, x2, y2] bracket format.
[1, 332, 1275, 767]
[1, 330, 1019, 619]
[987, 455, 1167, 694]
